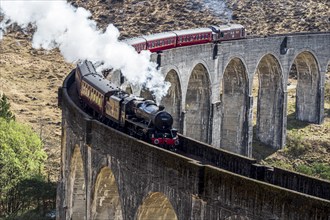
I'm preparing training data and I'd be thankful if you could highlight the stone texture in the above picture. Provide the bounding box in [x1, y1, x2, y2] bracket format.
[57, 62, 330, 219]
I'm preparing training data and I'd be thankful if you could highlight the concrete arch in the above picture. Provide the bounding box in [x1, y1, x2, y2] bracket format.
[125, 85, 133, 94]
[136, 192, 178, 220]
[224, 215, 250, 220]
[290, 49, 321, 72]
[255, 54, 284, 149]
[91, 167, 123, 220]
[140, 88, 155, 101]
[185, 63, 211, 143]
[221, 58, 249, 155]
[188, 59, 213, 82]
[69, 146, 86, 220]
[291, 51, 320, 123]
[327, 60, 330, 81]
[120, 82, 133, 94]
[161, 65, 182, 84]
[161, 69, 183, 132]
[324, 62, 330, 121]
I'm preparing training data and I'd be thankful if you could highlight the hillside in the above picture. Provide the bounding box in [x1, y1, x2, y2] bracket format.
[0, 0, 329, 180]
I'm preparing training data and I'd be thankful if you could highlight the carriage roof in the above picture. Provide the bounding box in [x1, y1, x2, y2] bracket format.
[78, 61, 119, 95]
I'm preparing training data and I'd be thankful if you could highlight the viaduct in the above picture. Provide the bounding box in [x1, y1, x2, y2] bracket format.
[57, 32, 330, 219]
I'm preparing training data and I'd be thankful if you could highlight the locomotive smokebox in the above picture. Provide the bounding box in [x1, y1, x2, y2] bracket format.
[153, 111, 173, 131]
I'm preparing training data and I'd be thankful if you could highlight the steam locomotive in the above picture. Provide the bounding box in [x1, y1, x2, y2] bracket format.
[75, 60, 179, 149]
[124, 24, 245, 53]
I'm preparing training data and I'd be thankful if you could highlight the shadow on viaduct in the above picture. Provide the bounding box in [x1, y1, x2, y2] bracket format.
[57, 33, 330, 219]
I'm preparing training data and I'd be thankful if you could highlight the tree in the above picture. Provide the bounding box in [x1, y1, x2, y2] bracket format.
[0, 94, 15, 122]
[0, 118, 48, 217]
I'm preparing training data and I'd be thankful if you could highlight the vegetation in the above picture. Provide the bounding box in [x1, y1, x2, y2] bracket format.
[0, 95, 15, 122]
[0, 94, 56, 219]
[296, 163, 330, 180]
[259, 81, 330, 181]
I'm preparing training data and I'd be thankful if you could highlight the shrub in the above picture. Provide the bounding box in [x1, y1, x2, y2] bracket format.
[285, 133, 309, 156]
[0, 94, 15, 122]
[0, 117, 53, 218]
[296, 164, 313, 176]
[312, 163, 330, 180]
[295, 163, 330, 180]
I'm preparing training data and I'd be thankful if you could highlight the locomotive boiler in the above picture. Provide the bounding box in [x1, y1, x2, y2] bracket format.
[75, 60, 179, 149]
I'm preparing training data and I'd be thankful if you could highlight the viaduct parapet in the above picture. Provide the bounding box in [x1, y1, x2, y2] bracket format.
[57, 33, 330, 219]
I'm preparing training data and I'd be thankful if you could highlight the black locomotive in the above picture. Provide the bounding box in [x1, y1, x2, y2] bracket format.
[75, 60, 179, 148]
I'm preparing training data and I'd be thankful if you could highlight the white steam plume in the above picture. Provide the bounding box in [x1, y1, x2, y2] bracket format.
[0, 0, 170, 103]
[202, 0, 232, 20]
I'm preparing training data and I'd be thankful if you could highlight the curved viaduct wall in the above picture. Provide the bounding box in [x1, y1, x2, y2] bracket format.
[57, 72, 330, 220]
[149, 33, 330, 156]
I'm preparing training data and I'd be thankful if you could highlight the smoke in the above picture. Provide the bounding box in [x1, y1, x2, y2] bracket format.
[202, 0, 232, 20]
[0, 0, 170, 103]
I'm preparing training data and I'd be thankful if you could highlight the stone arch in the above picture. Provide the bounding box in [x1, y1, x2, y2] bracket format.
[121, 83, 133, 94]
[161, 69, 182, 132]
[185, 63, 211, 143]
[140, 88, 155, 101]
[69, 146, 86, 220]
[91, 167, 123, 220]
[325, 61, 330, 119]
[254, 54, 284, 149]
[290, 51, 320, 123]
[224, 215, 250, 220]
[105, 69, 123, 86]
[136, 192, 178, 220]
[221, 58, 249, 155]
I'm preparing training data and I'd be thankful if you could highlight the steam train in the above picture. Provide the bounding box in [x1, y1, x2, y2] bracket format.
[124, 24, 245, 53]
[75, 60, 179, 149]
